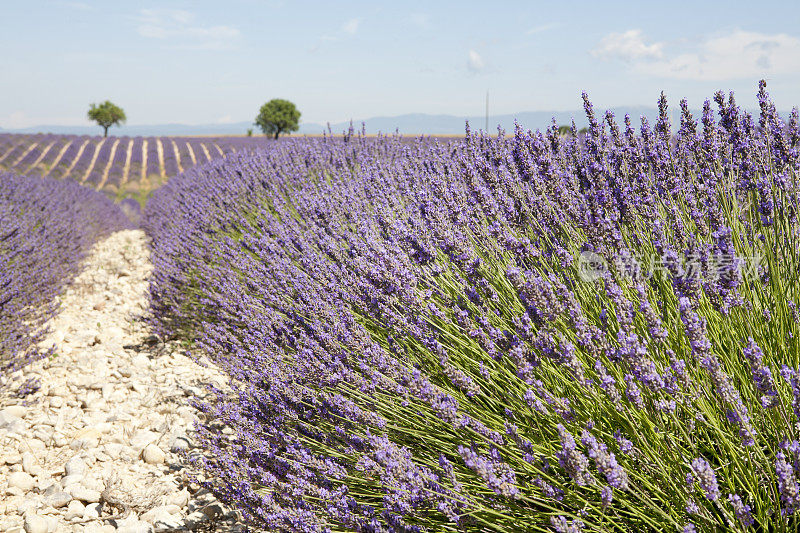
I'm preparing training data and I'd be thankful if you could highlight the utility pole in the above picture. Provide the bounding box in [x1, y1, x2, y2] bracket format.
[485, 90, 489, 133]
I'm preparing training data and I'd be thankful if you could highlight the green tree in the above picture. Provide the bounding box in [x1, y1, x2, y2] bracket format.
[254, 99, 300, 139]
[557, 125, 571, 136]
[87, 101, 126, 137]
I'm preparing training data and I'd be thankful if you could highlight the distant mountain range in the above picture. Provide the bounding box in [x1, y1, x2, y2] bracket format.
[0, 106, 789, 137]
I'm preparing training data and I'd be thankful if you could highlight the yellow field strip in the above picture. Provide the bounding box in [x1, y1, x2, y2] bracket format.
[43, 140, 74, 177]
[24, 141, 57, 175]
[200, 143, 212, 162]
[140, 139, 148, 183]
[155, 138, 166, 179]
[172, 139, 183, 174]
[96, 138, 121, 190]
[63, 139, 92, 176]
[185, 141, 197, 165]
[120, 139, 134, 188]
[80, 138, 107, 184]
[0, 139, 27, 164]
[11, 142, 40, 167]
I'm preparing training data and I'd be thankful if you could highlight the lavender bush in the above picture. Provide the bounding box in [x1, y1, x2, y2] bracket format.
[0, 172, 131, 374]
[144, 82, 800, 532]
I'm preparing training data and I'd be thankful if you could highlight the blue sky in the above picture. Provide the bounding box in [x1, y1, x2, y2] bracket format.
[2, 0, 799, 128]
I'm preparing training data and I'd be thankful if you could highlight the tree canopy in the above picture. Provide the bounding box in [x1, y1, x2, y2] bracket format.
[87, 101, 126, 137]
[255, 99, 301, 139]
[557, 124, 590, 136]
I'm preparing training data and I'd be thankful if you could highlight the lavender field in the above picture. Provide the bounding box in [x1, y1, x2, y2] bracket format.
[3, 82, 800, 532]
[139, 83, 800, 531]
[0, 173, 131, 372]
[0, 133, 267, 196]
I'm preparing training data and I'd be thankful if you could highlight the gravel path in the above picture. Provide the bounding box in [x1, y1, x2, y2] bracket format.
[0, 230, 241, 533]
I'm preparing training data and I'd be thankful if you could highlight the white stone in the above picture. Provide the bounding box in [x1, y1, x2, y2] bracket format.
[22, 514, 48, 533]
[64, 456, 86, 477]
[116, 522, 151, 533]
[84, 525, 116, 533]
[68, 486, 101, 503]
[154, 514, 184, 530]
[3, 453, 22, 465]
[129, 430, 159, 451]
[165, 488, 190, 508]
[44, 516, 58, 533]
[2, 405, 26, 418]
[17, 498, 39, 515]
[82, 502, 102, 519]
[102, 443, 124, 459]
[43, 491, 71, 509]
[42, 483, 62, 496]
[3, 419, 26, 434]
[169, 435, 190, 452]
[5, 486, 24, 497]
[64, 499, 85, 520]
[26, 439, 46, 451]
[142, 444, 166, 465]
[131, 355, 150, 369]
[8, 472, 36, 491]
[61, 474, 83, 486]
[20, 453, 38, 475]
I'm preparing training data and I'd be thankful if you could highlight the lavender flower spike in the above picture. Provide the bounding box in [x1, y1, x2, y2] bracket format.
[691, 458, 720, 501]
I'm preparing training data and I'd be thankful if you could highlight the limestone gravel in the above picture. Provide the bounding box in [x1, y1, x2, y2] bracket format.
[0, 230, 242, 532]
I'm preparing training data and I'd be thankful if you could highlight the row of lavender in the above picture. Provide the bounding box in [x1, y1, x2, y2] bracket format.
[144, 82, 800, 532]
[0, 172, 131, 378]
[0, 134, 268, 192]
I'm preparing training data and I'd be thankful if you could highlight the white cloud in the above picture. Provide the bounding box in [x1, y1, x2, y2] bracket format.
[591, 29, 663, 61]
[308, 17, 362, 52]
[57, 1, 91, 10]
[342, 18, 361, 35]
[527, 23, 556, 35]
[467, 50, 485, 72]
[592, 28, 800, 81]
[137, 9, 240, 50]
[217, 114, 234, 124]
[641, 30, 800, 80]
[410, 13, 430, 28]
[1, 111, 29, 129]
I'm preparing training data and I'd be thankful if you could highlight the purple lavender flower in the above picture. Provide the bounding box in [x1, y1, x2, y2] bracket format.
[614, 431, 634, 455]
[691, 458, 720, 501]
[742, 337, 778, 408]
[781, 366, 800, 421]
[581, 431, 629, 490]
[556, 424, 592, 486]
[600, 485, 613, 508]
[624, 377, 644, 409]
[457, 445, 519, 499]
[727, 493, 754, 527]
[776, 451, 800, 515]
[550, 515, 584, 533]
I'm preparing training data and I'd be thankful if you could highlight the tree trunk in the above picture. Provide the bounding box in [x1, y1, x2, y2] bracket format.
[103, 126, 108, 138]
[274, 130, 280, 140]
